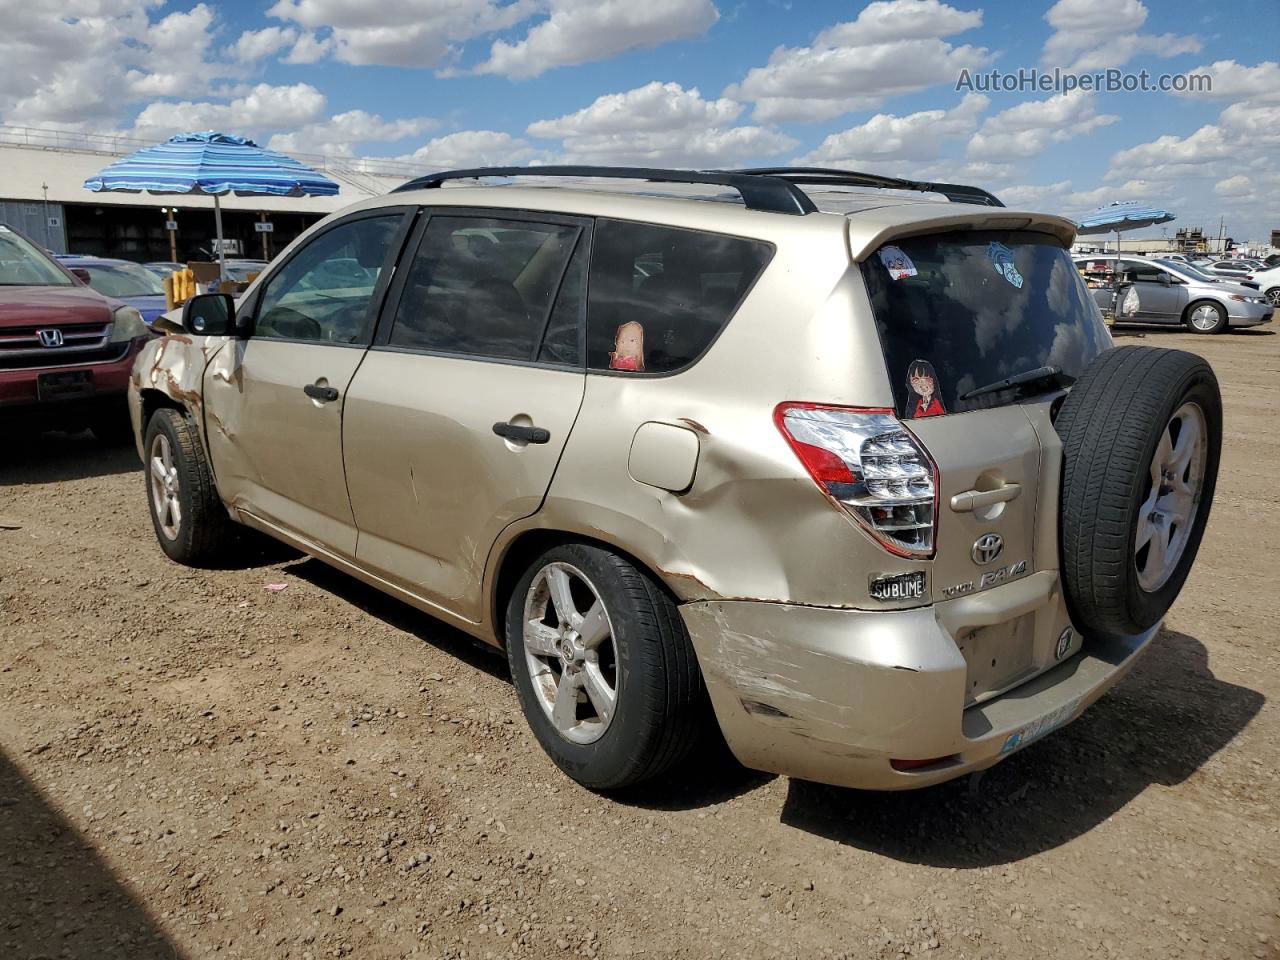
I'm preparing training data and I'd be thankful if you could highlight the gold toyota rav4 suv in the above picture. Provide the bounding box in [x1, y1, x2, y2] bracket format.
[130, 167, 1221, 791]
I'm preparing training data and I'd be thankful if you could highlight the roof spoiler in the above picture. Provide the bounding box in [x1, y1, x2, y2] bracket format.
[391, 164, 1004, 213]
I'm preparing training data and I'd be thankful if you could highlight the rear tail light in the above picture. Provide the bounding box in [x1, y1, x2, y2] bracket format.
[774, 403, 938, 558]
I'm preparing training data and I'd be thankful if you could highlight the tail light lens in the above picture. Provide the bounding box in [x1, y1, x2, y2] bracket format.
[775, 403, 938, 558]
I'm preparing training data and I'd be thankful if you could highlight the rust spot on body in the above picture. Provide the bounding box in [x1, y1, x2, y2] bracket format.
[678, 418, 710, 435]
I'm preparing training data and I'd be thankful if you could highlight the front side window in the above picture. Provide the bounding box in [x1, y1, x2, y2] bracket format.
[255, 215, 401, 343]
[585, 220, 773, 374]
[388, 216, 580, 362]
[0, 226, 73, 286]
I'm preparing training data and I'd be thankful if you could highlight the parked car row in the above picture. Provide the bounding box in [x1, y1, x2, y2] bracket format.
[1, 225, 151, 441]
[1076, 254, 1275, 331]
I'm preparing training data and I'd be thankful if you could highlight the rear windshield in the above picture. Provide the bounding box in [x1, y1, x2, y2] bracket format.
[861, 230, 1108, 418]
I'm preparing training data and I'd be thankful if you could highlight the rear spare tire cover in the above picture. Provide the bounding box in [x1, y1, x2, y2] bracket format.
[1055, 346, 1222, 639]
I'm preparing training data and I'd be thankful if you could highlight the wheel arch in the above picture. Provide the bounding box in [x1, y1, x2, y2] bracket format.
[486, 525, 687, 650]
[1181, 296, 1227, 323]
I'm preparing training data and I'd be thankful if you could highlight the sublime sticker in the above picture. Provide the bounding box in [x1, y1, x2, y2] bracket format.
[906, 359, 946, 418]
[988, 241, 1024, 288]
[609, 321, 645, 372]
[878, 245, 917, 281]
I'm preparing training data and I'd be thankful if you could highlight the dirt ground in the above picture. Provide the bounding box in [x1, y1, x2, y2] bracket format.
[2, 326, 1278, 960]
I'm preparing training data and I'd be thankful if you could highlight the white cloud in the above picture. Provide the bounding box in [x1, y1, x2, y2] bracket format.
[267, 0, 535, 68]
[282, 31, 334, 64]
[475, 0, 718, 79]
[1041, 0, 1199, 72]
[798, 93, 988, 166]
[131, 83, 328, 139]
[726, 0, 992, 123]
[1170, 59, 1280, 103]
[0, 0, 242, 129]
[399, 130, 549, 168]
[967, 91, 1117, 160]
[230, 26, 298, 63]
[527, 82, 795, 166]
[268, 109, 435, 156]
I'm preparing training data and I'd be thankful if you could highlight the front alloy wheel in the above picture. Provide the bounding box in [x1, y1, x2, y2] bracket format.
[149, 432, 183, 541]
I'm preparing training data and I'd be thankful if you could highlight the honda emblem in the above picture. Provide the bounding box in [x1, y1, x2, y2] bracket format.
[37, 328, 65, 347]
[971, 532, 1004, 565]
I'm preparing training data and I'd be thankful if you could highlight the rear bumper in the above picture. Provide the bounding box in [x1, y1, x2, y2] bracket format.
[0, 339, 145, 422]
[682, 573, 1156, 790]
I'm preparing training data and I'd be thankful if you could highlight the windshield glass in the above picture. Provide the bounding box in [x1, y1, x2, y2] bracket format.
[862, 230, 1109, 418]
[81, 262, 165, 298]
[1155, 259, 1216, 282]
[0, 226, 74, 286]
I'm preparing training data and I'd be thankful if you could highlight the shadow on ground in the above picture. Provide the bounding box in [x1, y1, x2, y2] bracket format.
[0, 430, 139, 487]
[780, 629, 1263, 867]
[0, 748, 184, 959]
[282, 556, 774, 808]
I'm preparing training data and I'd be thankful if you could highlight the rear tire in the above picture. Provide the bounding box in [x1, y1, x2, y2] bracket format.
[143, 407, 235, 566]
[1055, 347, 1221, 639]
[1184, 300, 1228, 334]
[505, 543, 707, 790]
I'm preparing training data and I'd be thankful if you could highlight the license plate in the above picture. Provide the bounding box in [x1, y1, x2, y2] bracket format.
[999, 695, 1083, 756]
[37, 369, 95, 402]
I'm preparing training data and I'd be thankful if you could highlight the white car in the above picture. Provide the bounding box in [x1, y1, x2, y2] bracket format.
[1246, 265, 1280, 307]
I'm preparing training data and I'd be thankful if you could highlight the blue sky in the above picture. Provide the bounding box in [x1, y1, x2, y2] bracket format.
[3, 0, 1278, 240]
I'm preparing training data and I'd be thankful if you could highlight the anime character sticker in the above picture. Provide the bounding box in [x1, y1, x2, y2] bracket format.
[609, 321, 646, 371]
[906, 359, 946, 418]
[987, 241, 1024, 288]
[878, 244, 918, 281]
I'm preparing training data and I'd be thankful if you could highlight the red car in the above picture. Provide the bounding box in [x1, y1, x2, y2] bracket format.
[0, 224, 151, 442]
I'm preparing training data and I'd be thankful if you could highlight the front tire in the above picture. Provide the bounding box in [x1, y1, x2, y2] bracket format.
[1265, 287, 1280, 309]
[143, 407, 235, 565]
[1184, 300, 1228, 334]
[505, 543, 707, 790]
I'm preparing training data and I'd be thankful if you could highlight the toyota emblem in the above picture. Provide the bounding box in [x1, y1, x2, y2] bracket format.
[971, 532, 1004, 565]
[37, 328, 65, 347]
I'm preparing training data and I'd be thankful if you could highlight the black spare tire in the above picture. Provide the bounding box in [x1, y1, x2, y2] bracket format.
[1055, 346, 1221, 639]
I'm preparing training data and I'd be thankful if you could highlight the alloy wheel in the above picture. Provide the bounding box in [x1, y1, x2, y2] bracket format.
[1134, 402, 1206, 592]
[149, 433, 182, 541]
[522, 562, 619, 745]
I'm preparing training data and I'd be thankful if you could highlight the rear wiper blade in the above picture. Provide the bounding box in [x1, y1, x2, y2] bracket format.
[961, 365, 1074, 401]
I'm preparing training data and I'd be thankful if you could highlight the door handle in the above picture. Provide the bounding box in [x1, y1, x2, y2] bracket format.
[950, 482, 1021, 513]
[493, 421, 550, 444]
[303, 382, 339, 403]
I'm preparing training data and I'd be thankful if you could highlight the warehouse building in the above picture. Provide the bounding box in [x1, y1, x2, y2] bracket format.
[0, 125, 424, 262]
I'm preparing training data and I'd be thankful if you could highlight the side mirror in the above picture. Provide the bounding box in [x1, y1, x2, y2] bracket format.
[70, 267, 92, 285]
[182, 293, 235, 336]
[1159, 273, 1172, 286]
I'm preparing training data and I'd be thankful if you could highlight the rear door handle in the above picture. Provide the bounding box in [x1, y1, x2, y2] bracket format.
[950, 482, 1021, 513]
[303, 382, 340, 403]
[493, 421, 550, 444]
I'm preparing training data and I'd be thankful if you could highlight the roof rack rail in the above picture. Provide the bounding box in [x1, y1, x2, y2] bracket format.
[391, 165, 818, 216]
[732, 167, 1005, 207]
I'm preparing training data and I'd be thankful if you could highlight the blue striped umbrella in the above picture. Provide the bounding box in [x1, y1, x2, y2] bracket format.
[83, 131, 338, 277]
[1075, 201, 1175, 252]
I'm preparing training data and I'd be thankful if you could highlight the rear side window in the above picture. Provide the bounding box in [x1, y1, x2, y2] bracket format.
[586, 220, 772, 374]
[389, 216, 580, 362]
[862, 230, 1108, 418]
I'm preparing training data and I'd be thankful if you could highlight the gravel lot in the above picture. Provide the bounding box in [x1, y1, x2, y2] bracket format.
[2, 327, 1278, 960]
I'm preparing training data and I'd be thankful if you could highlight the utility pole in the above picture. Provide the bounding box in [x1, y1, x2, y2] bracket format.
[1218, 216, 1225, 255]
